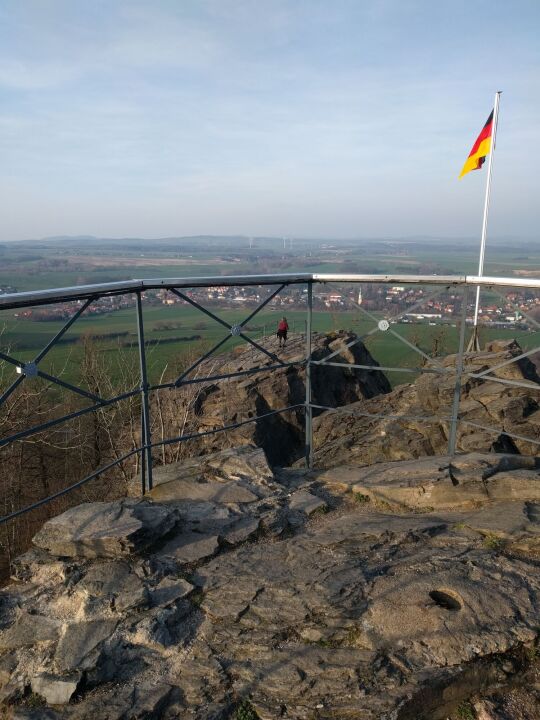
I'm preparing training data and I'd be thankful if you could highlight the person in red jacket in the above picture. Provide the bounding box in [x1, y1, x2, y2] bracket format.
[277, 316, 289, 347]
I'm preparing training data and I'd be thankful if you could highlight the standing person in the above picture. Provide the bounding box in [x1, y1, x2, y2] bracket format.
[277, 316, 289, 348]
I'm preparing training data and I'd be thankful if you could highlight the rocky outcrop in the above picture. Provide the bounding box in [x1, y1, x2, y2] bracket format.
[156, 331, 390, 466]
[315, 453, 540, 512]
[32, 500, 177, 559]
[1, 450, 540, 719]
[129, 445, 278, 502]
[311, 339, 540, 469]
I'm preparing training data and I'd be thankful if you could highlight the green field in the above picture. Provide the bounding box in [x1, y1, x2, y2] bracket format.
[1, 300, 537, 390]
[3, 234, 540, 294]
[0, 258, 342, 293]
[2, 236, 540, 391]
[1, 306, 340, 385]
[3, 253, 534, 291]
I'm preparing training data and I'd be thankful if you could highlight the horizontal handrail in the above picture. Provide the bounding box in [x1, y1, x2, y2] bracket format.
[2, 273, 540, 310]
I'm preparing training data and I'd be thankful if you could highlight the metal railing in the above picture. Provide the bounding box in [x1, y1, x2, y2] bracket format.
[1, 272, 540, 524]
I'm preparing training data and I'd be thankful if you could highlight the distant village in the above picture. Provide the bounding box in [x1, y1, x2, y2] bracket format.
[0, 285, 17, 296]
[8, 283, 538, 330]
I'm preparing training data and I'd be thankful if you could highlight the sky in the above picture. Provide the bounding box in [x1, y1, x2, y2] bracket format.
[1, 0, 540, 242]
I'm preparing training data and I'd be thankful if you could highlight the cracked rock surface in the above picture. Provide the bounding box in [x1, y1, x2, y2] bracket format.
[1, 449, 540, 719]
[310, 339, 540, 469]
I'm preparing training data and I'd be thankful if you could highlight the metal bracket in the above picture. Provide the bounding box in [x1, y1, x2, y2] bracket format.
[17, 362, 38, 378]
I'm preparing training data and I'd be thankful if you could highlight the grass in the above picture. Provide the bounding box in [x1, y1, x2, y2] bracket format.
[24, 692, 46, 708]
[314, 637, 340, 649]
[4, 238, 540, 293]
[0, 262, 248, 292]
[482, 533, 506, 550]
[233, 699, 259, 720]
[190, 590, 205, 607]
[456, 700, 476, 720]
[2, 301, 535, 388]
[1, 306, 350, 385]
[345, 624, 364, 646]
[372, 498, 396, 513]
[352, 492, 371, 504]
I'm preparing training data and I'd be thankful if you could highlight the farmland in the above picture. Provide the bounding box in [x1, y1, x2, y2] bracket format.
[1, 303, 536, 389]
[2, 234, 540, 294]
[1, 235, 540, 388]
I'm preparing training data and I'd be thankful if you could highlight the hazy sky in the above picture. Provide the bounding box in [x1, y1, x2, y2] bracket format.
[1, 0, 539, 241]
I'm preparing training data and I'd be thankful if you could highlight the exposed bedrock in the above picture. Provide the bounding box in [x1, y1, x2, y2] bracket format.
[1, 449, 540, 719]
[154, 331, 391, 466]
[311, 339, 540, 469]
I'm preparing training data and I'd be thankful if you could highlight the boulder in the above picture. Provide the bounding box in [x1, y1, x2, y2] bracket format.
[12, 710, 60, 719]
[129, 445, 276, 498]
[219, 516, 260, 546]
[460, 501, 540, 539]
[364, 563, 537, 667]
[199, 445, 274, 485]
[66, 682, 176, 720]
[192, 505, 540, 718]
[32, 499, 177, 559]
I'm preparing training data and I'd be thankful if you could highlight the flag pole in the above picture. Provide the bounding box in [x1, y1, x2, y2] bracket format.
[468, 90, 502, 351]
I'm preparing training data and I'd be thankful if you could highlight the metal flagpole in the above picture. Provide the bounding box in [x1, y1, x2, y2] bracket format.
[468, 90, 502, 352]
[305, 281, 313, 468]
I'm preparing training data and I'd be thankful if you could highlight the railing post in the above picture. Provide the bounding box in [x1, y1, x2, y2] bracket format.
[305, 281, 313, 468]
[448, 285, 469, 457]
[140, 405, 146, 495]
[136, 291, 153, 492]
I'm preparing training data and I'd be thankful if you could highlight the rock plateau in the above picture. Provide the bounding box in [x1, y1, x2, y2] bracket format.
[1, 447, 540, 719]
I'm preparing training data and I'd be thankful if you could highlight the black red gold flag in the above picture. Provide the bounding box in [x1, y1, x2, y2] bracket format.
[459, 111, 494, 178]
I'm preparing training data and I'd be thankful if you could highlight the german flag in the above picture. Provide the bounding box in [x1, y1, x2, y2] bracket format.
[459, 110, 494, 179]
